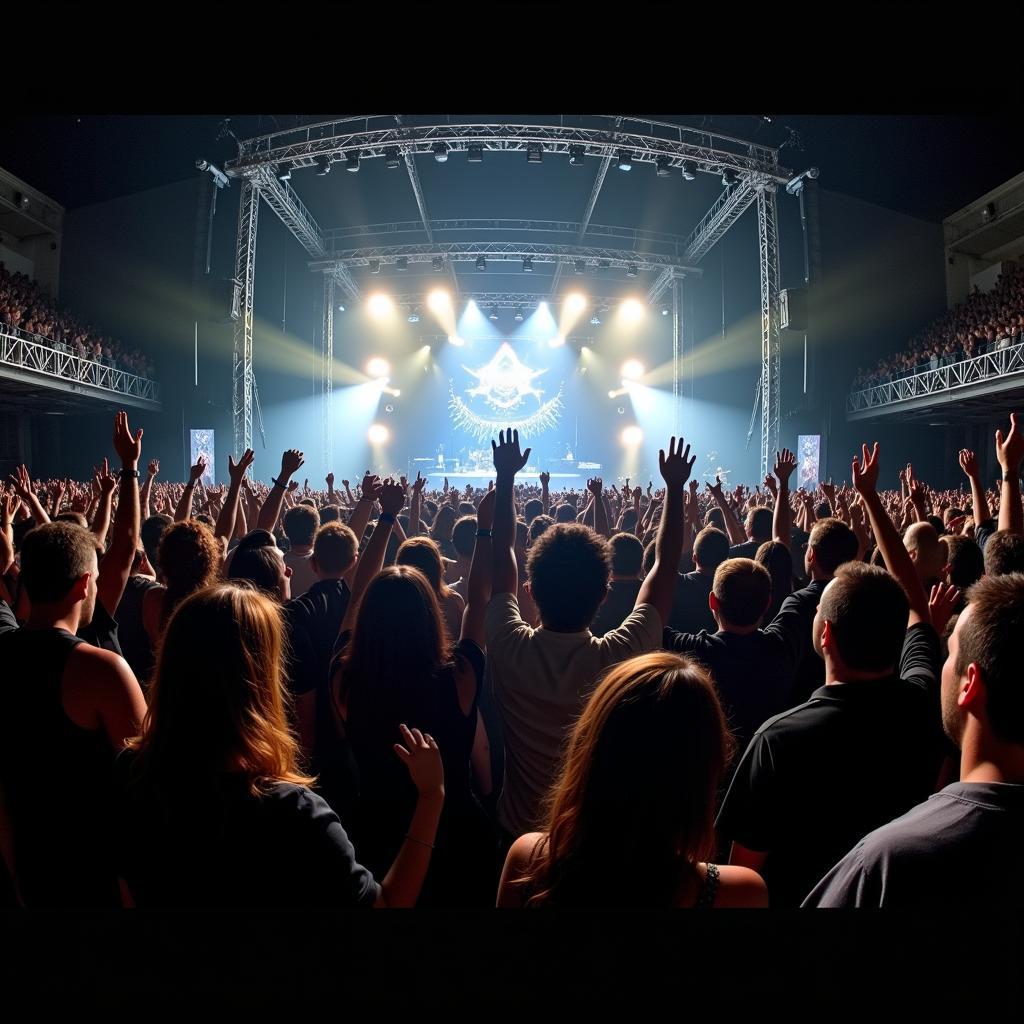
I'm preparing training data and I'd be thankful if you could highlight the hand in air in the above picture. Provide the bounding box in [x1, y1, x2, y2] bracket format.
[995, 412, 1024, 474]
[491, 428, 532, 476]
[189, 456, 208, 483]
[228, 448, 255, 485]
[658, 437, 696, 489]
[280, 449, 305, 478]
[851, 442, 881, 496]
[112, 410, 144, 466]
[774, 448, 797, 484]
[379, 477, 407, 517]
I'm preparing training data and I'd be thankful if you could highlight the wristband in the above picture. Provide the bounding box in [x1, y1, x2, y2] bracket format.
[271, 477, 286, 489]
[404, 834, 434, 850]
[378, 513, 395, 524]
[476, 528, 493, 538]
[119, 468, 140, 479]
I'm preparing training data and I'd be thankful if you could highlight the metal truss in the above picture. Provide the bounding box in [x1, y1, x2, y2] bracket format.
[847, 343, 1024, 420]
[225, 116, 785, 183]
[685, 183, 763, 265]
[419, 332, 594, 346]
[384, 291, 623, 311]
[0, 328, 161, 408]
[232, 180, 259, 457]
[671, 278, 682, 434]
[757, 186, 782, 480]
[321, 276, 335, 476]
[311, 241, 700, 275]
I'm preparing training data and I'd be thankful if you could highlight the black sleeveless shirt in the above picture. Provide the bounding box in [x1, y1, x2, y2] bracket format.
[0, 627, 121, 906]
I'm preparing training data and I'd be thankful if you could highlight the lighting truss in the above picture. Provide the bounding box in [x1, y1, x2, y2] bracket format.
[232, 179, 259, 456]
[389, 292, 622, 310]
[757, 185, 782, 481]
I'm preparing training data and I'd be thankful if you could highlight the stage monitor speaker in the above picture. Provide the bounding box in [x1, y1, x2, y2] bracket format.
[218, 278, 242, 323]
[780, 287, 807, 332]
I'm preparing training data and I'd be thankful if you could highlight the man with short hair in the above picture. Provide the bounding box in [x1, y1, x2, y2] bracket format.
[667, 525, 729, 634]
[448, 514, 478, 601]
[486, 431, 693, 842]
[805, 572, 1024, 908]
[983, 530, 1024, 576]
[717, 443, 947, 907]
[904, 521, 945, 590]
[590, 532, 644, 637]
[282, 504, 320, 598]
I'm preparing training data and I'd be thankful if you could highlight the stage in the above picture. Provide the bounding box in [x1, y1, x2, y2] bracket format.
[412, 468, 589, 488]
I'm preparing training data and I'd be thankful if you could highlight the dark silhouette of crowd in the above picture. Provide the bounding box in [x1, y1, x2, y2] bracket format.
[0, 263, 154, 379]
[3, 407, 1024, 910]
[853, 262, 1024, 390]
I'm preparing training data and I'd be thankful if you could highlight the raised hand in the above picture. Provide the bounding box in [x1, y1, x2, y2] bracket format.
[820, 477, 836, 502]
[851, 442, 881, 496]
[326, 472, 335, 488]
[361, 474, 383, 504]
[379, 477, 407, 517]
[97, 457, 116, 494]
[706, 475, 724, 499]
[957, 448, 979, 479]
[112, 410, 143, 467]
[476, 486, 497, 530]
[287, 480, 299, 494]
[539, 470, 550, 489]
[189, 455, 208, 483]
[774, 448, 797, 484]
[303, 478, 310, 494]
[587, 477, 603, 497]
[658, 436, 696, 489]
[341, 478, 350, 489]
[928, 582, 961, 636]
[147, 459, 160, 478]
[646, 481, 653, 498]
[995, 412, 1024, 474]
[280, 449, 305, 479]
[228, 448, 255, 485]
[632, 486, 643, 502]
[688, 478, 699, 501]
[412, 471, 427, 494]
[393, 724, 444, 797]
[763, 474, 778, 497]
[491, 428, 532, 477]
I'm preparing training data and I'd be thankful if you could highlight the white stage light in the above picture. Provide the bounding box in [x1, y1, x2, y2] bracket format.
[621, 299, 644, 322]
[621, 425, 644, 446]
[366, 357, 390, 378]
[427, 289, 451, 313]
[620, 359, 644, 380]
[565, 292, 586, 315]
[449, 335, 465, 347]
[368, 294, 393, 318]
[367, 423, 389, 444]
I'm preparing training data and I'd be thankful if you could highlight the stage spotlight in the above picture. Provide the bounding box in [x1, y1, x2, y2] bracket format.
[276, 162, 292, 181]
[369, 259, 381, 274]
[337, 303, 346, 313]
[565, 292, 586, 315]
[432, 257, 444, 273]
[621, 298, 644, 321]
[621, 425, 644, 446]
[315, 156, 331, 176]
[656, 155, 672, 177]
[661, 305, 670, 316]
[522, 257, 533, 273]
[449, 335, 465, 347]
[432, 142, 448, 163]
[574, 260, 586, 275]
[526, 142, 543, 164]
[626, 264, 638, 278]
[722, 168, 739, 188]
[514, 307, 524, 322]
[385, 403, 395, 414]
[367, 295, 392, 318]
[617, 407, 625, 415]
[345, 152, 360, 173]
[407, 308, 420, 323]
[621, 359, 644, 380]
[384, 146, 401, 169]
[681, 160, 697, 181]
[476, 255, 487, 272]
[590, 313, 602, 326]
[367, 424, 389, 444]
[467, 143, 483, 163]
[367, 357, 391, 378]
[608, 390, 616, 399]
[392, 389, 402, 397]
[427, 288, 450, 313]
[488, 305, 500, 321]
[617, 150, 633, 171]
[568, 145, 585, 166]
[396, 257, 408, 272]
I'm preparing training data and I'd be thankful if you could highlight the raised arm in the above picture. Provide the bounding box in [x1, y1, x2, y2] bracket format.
[852, 442, 931, 628]
[174, 456, 207, 522]
[635, 437, 694, 623]
[256, 448, 304, 533]
[97, 411, 143, 615]
[139, 459, 158, 521]
[214, 449, 255, 556]
[995, 412, 1024, 535]
[706, 476, 745, 545]
[539, 471, 550, 516]
[586, 478, 609, 538]
[343, 472, 381, 587]
[491, 429, 532, 598]
[409, 472, 426, 537]
[460, 487, 494, 649]
[90, 458, 117, 547]
[9, 465, 50, 526]
[772, 448, 796, 549]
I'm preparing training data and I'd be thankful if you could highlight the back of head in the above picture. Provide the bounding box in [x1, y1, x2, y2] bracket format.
[523, 498, 543, 524]
[756, 540, 793, 597]
[54, 511, 89, 529]
[158, 521, 222, 621]
[458, 501, 475, 517]
[141, 514, 172, 572]
[233, 528, 278, 556]
[712, 558, 772, 629]
[194, 513, 215, 530]
[746, 507, 773, 542]
[940, 535, 984, 591]
[228, 544, 284, 599]
[818, 561, 909, 674]
[529, 514, 554, 544]
[555, 503, 577, 525]
[925, 514, 945, 535]
[705, 507, 726, 533]
[395, 536, 445, 592]
[609, 532, 643, 578]
[318, 504, 342, 525]
[642, 540, 657, 577]
[956, 574, 1024, 746]
[312, 521, 357, 577]
[283, 504, 319, 547]
[984, 530, 1024, 577]
[522, 651, 734, 906]
[693, 526, 729, 572]
[19, 521, 96, 604]
[527, 523, 611, 632]
[431, 505, 456, 541]
[130, 583, 309, 795]
[904, 521, 942, 567]
[451, 515, 477, 559]
[807, 518, 859, 578]
[620, 507, 639, 533]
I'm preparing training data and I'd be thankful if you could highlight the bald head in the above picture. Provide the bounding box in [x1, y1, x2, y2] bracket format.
[904, 522, 945, 584]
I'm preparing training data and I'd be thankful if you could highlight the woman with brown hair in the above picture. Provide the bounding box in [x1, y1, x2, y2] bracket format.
[497, 651, 768, 908]
[116, 582, 444, 907]
[396, 535, 465, 642]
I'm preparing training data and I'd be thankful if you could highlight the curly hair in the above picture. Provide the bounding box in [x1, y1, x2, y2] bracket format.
[157, 520, 222, 626]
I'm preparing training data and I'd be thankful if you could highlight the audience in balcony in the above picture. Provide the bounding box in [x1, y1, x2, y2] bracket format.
[0, 263, 154, 379]
[853, 262, 1024, 390]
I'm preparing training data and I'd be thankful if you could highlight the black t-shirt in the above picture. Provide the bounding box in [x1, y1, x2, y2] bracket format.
[284, 578, 351, 698]
[667, 570, 716, 634]
[803, 781, 1024, 908]
[77, 599, 122, 658]
[591, 579, 642, 637]
[975, 516, 997, 552]
[716, 622, 945, 907]
[115, 575, 160, 685]
[114, 751, 379, 908]
[729, 539, 763, 559]
[777, 580, 828, 706]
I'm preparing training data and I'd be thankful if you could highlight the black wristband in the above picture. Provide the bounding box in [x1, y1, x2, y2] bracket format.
[271, 477, 286, 489]
[378, 512, 395, 524]
[119, 468, 140, 479]
[476, 528, 493, 538]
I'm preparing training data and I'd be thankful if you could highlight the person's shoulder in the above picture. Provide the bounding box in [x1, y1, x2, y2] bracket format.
[713, 865, 769, 908]
[507, 832, 545, 871]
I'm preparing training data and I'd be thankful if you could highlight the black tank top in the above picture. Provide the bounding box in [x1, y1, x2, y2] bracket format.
[0, 627, 121, 906]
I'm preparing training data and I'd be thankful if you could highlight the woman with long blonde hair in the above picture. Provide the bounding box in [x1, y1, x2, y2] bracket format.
[497, 651, 768, 908]
[116, 582, 444, 908]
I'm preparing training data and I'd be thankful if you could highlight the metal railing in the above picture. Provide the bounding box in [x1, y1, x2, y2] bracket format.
[848, 342, 1024, 413]
[0, 326, 160, 403]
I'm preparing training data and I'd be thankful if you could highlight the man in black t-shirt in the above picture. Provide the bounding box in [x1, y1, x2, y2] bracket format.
[667, 526, 728, 635]
[591, 532, 643, 637]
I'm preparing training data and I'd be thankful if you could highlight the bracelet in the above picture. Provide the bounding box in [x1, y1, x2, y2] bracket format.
[476, 528, 493, 538]
[271, 477, 286, 489]
[119, 468, 140, 479]
[404, 834, 434, 850]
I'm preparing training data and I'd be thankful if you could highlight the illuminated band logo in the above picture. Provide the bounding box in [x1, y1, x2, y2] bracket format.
[449, 342, 564, 441]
